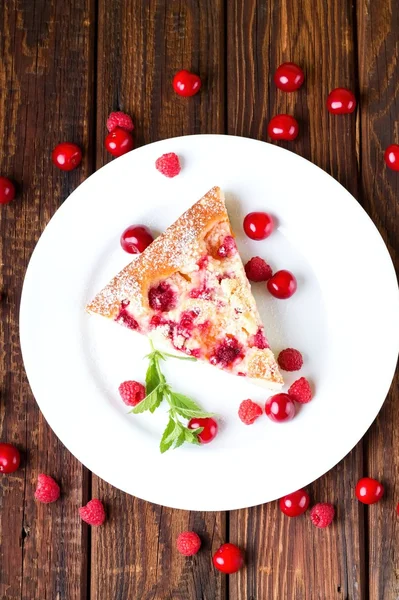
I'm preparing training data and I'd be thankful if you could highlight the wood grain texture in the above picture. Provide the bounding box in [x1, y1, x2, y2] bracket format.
[357, 1, 399, 598]
[227, 1, 366, 598]
[92, 2, 226, 599]
[0, 1, 95, 598]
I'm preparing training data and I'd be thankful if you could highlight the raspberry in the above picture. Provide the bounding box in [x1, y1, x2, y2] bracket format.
[217, 236, 237, 258]
[176, 531, 201, 556]
[148, 281, 177, 312]
[252, 328, 269, 349]
[34, 474, 60, 503]
[245, 257, 273, 282]
[155, 153, 181, 178]
[211, 336, 243, 367]
[238, 399, 263, 424]
[288, 377, 312, 404]
[277, 348, 303, 371]
[106, 111, 134, 133]
[79, 499, 106, 526]
[118, 381, 146, 406]
[310, 503, 335, 528]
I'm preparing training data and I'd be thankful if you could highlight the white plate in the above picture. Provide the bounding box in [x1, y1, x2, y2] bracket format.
[20, 135, 399, 511]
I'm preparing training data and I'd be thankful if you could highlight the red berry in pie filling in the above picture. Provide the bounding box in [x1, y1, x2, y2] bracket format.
[280, 489, 310, 517]
[120, 225, 154, 254]
[288, 377, 312, 403]
[118, 381, 146, 406]
[310, 503, 335, 528]
[210, 336, 243, 367]
[0, 177, 16, 204]
[252, 328, 269, 349]
[384, 144, 399, 171]
[105, 127, 134, 157]
[106, 111, 134, 133]
[267, 270, 297, 299]
[238, 399, 263, 424]
[148, 281, 177, 312]
[177, 531, 202, 556]
[274, 62, 305, 92]
[52, 142, 82, 171]
[277, 348, 303, 371]
[212, 543, 244, 574]
[265, 393, 296, 422]
[172, 70, 202, 97]
[243, 212, 274, 240]
[188, 417, 218, 444]
[355, 477, 384, 504]
[326, 88, 356, 114]
[217, 236, 237, 258]
[268, 114, 299, 141]
[0, 443, 21, 473]
[155, 152, 181, 178]
[245, 256, 273, 282]
[115, 304, 139, 330]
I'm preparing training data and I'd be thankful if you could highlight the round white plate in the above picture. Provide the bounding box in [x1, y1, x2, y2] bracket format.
[20, 135, 399, 511]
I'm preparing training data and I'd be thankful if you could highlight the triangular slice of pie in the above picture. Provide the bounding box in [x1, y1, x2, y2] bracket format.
[87, 186, 283, 388]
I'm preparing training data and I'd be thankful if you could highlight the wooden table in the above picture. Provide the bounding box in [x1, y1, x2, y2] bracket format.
[1, 1, 398, 598]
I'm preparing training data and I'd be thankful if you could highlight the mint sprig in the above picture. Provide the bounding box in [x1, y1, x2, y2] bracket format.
[130, 341, 214, 453]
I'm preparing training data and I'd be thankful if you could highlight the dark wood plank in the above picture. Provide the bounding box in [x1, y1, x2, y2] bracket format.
[357, 1, 399, 598]
[227, 1, 366, 598]
[0, 1, 95, 598]
[92, 2, 226, 599]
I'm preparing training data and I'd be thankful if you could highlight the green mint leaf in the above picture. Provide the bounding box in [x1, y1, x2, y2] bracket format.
[173, 429, 186, 449]
[184, 429, 200, 445]
[146, 360, 161, 395]
[160, 417, 175, 454]
[131, 385, 162, 414]
[169, 392, 214, 419]
[163, 419, 183, 445]
[173, 407, 215, 419]
[149, 387, 164, 414]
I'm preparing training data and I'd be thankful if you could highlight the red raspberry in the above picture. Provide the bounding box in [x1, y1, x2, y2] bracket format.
[176, 531, 201, 556]
[277, 348, 303, 371]
[310, 503, 335, 528]
[106, 111, 134, 133]
[238, 399, 263, 424]
[155, 153, 181, 178]
[245, 256, 273, 282]
[118, 381, 146, 406]
[79, 499, 106, 526]
[288, 377, 312, 404]
[34, 474, 60, 503]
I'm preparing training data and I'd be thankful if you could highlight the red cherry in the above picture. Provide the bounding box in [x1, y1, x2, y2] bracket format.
[267, 270, 297, 299]
[52, 142, 82, 171]
[268, 114, 299, 141]
[396, 502, 399, 516]
[384, 144, 399, 171]
[188, 417, 218, 444]
[0, 443, 21, 474]
[280, 489, 310, 517]
[355, 477, 384, 504]
[274, 62, 305, 92]
[0, 177, 16, 204]
[105, 127, 134, 157]
[265, 393, 296, 422]
[172, 70, 201, 97]
[212, 543, 244, 574]
[243, 211, 274, 240]
[120, 225, 153, 254]
[327, 88, 356, 114]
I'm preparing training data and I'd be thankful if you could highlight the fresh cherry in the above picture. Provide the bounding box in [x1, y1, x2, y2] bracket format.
[267, 270, 297, 299]
[212, 543, 244, 574]
[384, 144, 399, 171]
[327, 88, 356, 114]
[120, 225, 153, 254]
[52, 142, 82, 171]
[0, 177, 16, 204]
[105, 127, 134, 157]
[0, 443, 21, 473]
[280, 489, 310, 517]
[172, 70, 201, 97]
[265, 393, 296, 422]
[355, 477, 384, 504]
[268, 115, 299, 141]
[188, 417, 218, 444]
[274, 62, 304, 92]
[243, 212, 274, 240]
